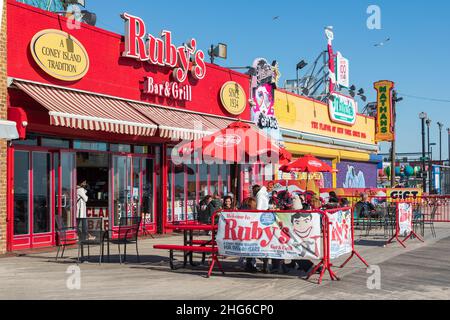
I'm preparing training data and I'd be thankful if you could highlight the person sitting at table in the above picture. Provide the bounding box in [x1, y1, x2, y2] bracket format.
[198, 195, 215, 224]
[223, 196, 235, 210]
[269, 191, 279, 209]
[240, 197, 257, 210]
[325, 191, 340, 209]
[339, 197, 350, 208]
[355, 193, 376, 218]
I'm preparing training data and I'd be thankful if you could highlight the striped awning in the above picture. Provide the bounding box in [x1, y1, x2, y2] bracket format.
[14, 81, 158, 136]
[130, 103, 237, 141]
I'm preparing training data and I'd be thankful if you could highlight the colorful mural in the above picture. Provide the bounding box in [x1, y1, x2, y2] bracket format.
[337, 161, 377, 188]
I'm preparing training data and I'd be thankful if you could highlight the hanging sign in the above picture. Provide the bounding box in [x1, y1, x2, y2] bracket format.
[30, 29, 89, 81]
[336, 51, 349, 88]
[220, 81, 246, 115]
[374, 80, 395, 142]
[328, 93, 357, 126]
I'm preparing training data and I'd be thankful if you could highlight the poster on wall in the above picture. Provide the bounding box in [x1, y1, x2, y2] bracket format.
[328, 209, 353, 259]
[398, 203, 413, 237]
[337, 161, 378, 189]
[250, 58, 282, 144]
[217, 211, 323, 260]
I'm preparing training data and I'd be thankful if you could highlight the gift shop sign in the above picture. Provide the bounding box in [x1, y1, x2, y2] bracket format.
[121, 13, 206, 83]
[30, 29, 89, 81]
[328, 93, 357, 126]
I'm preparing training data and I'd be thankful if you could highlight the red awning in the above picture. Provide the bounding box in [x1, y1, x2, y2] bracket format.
[14, 80, 158, 136]
[129, 102, 246, 141]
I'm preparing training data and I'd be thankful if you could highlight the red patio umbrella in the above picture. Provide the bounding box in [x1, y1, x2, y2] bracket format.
[178, 121, 291, 197]
[280, 154, 336, 192]
[179, 121, 289, 163]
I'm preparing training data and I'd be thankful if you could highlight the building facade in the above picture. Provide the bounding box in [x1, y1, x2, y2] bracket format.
[3, 0, 380, 252]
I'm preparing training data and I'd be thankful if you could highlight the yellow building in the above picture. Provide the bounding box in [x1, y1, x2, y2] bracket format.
[274, 89, 380, 189]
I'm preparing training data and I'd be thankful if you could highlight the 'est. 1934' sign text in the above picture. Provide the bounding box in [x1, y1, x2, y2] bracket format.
[30, 29, 89, 81]
[220, 81, 246, 115]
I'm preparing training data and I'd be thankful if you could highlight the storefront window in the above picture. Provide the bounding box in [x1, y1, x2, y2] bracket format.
[134, 146, 148, 154]
[12, 136, 38, 146]
[14, 151, 29, 235]
[61, 153, 75, 228]
[210, 164, 219, 196]
[132, 158, 141, 219]
[32, 152, 51, 234]
[220, 165, 230, 196]
[187, 164, 197, 220]
[74, 140, 107, 152]
[167, 165, 173, 222]
[142, 158, 154, 224]
[110, 144, 131, 153]
[78, 153, 109, 227]
[113, 156, 129, 225]
[41, 138, 70, 149]
[174, 166, 185, 221]
[198, 164, 208, 200]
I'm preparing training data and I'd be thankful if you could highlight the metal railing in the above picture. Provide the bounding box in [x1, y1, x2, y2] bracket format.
[332, 195, 450, 222]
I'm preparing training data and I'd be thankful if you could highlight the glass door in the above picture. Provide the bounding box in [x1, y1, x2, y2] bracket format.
[12, 150, 54, 249]
[113, 155, 131, 227]
[112, 155, 154, 230]
[54, 152, 76, 230]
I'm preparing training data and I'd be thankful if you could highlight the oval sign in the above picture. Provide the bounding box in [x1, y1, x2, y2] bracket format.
[220, 81, 246, 115]
[30, 29, 89, 81]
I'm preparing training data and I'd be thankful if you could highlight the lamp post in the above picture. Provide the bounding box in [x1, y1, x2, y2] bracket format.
[296, 60, 307, 95]
[437, 122, 443, 194]
[389, 90, 403, 187]
[437, 122, 443, 162]
[419, 112, 427, 192]
[448, 128, 450, 165]
[426, 118, 432, 192]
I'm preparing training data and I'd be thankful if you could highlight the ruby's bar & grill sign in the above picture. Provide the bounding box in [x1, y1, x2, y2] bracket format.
[374, 80, 395, 142]
[121, 13, 207, 84]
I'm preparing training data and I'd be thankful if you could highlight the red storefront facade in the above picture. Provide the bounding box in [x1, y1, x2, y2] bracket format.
[5, 1, 265, 251]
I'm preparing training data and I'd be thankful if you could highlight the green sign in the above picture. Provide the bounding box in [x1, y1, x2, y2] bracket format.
[328, 93, 357, 126]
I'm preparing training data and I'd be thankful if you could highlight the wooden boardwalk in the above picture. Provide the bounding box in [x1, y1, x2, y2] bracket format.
[1, 224, 450, 300]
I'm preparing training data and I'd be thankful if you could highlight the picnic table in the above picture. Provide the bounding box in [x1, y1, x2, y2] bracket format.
[154, 222, 223, 277]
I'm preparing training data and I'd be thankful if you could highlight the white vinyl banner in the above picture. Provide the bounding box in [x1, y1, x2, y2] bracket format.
[398, 203, 413, 237]
[216, 211, 323, 260]
[328, 209, 353, 259]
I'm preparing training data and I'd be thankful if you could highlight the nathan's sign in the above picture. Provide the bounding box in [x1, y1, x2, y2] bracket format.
[30, 29, 89, 81]
[374, 80, 395, 142]
[328, 93, 357, 126]
[121, 13, 206, 83]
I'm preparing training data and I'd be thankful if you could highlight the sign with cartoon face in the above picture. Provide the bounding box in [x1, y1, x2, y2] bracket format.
[217, 211, 322, 260]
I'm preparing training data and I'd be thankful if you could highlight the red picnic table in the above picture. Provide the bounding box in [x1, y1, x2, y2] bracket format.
[154, 223, 223, 277]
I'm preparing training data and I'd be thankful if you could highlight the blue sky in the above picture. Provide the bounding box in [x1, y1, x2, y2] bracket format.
[86, 0, 450, 160]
